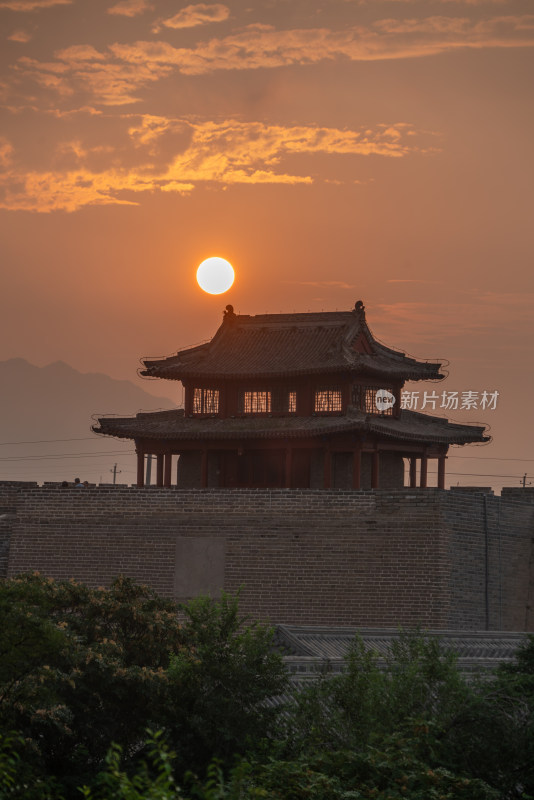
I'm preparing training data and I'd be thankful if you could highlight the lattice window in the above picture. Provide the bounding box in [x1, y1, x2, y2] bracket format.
[241, 390, 271, 414]
[314, 388, 342, 412]
[238, 388, 297, 414]
[353, 385, 395, 416]
[193, 388, 219, 414]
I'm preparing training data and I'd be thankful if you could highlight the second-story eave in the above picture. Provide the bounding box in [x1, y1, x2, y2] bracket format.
[93, 407, 488, 447]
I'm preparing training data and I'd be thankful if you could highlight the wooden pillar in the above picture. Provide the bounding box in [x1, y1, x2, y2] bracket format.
[201, 449, 208, 488]
[420, 453, 428, 488]
[156, 454, 164, 487]
[164, 452, 172, 488]
[438, 455, 446, 489]
[352, 447, 361, 489]
[409, 457, 417, 488]
[323, 449, 332, 489]
[136, 450, 145, 488]
[284, 447, 292, 489]
[371, 450, 379, 489]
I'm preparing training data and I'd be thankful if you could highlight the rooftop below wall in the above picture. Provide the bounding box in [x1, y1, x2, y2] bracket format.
[276, 625, 529, 677]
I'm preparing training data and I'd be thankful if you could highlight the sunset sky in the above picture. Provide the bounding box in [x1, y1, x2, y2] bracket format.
[1, 0, 533, 489]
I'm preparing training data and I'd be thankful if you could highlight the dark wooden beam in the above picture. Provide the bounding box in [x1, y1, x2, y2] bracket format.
[155, 454, 164, 487]
[371, 450, 379, 489]
[409, 457, 417, 488]
[353, 447, 361, 490]
[438, 456, 446, 489]
[285, 447, 292, 488]
[201, 449, 208, 488]
[136, 450, 144, 488]
[164, 453, 172, 487]
[323, 449, 332, 489]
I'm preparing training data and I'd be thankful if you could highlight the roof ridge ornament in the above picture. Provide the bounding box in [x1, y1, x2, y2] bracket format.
[353, 300, 365, 318]
[223, 304, 236, 323]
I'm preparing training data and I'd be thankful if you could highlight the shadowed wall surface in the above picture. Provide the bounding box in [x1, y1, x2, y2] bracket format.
[1, 484, 533, 631]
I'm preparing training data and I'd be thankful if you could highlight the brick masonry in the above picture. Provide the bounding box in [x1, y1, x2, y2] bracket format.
[1, 483, 534, 631]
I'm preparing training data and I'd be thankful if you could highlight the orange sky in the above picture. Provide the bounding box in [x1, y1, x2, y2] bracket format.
[1, 0, 533, 489]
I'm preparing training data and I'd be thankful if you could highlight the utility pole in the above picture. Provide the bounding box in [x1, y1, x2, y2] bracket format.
[145, 454, 153, 486]
[110, 464, 121, 485]
[521, 473, 532, 488]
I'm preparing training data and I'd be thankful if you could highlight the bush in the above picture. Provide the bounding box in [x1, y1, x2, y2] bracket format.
[164, 592, 288, 775]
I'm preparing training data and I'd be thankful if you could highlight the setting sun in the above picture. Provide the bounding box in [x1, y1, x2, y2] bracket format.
[196, 257, 235, 295]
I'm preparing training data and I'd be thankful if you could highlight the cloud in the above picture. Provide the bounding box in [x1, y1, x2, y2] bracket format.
[110, 14, 534, 78]
[7, 28, 32, 41]
[55, 45, 107, 62]
[159, 120, 433, 189]
[356, 0, 508, 4]
[0, 0, 71, 9]
[9, 13, 534, 107]
[284, 280, 357, 289]
[107, 0, 152, 17]
[127, 113, 172, 147]
[15, 48, 173, 105]
[153, 4, 229, 32]
[358, 0, 510, 6]
[0, 138, 14, 168]
[0, 117, 432, 212]
[0, 166, 193, 212]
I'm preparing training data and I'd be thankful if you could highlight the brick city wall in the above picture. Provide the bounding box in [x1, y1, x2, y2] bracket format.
[1, 483, 533, 631]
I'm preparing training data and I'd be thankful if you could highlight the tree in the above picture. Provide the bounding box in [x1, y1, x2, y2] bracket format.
[286, 631, 519, 796]
[0, 576, 288, 797]
[164, 592, 288, 776]
[0, 573, 183, 797]
[288, 632, 471, 754]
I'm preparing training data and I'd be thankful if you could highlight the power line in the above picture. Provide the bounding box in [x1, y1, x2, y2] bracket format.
[0, 450, 134, 462]
[447, 455, 534, 463]
[0, 437, 99, 446]
[428, 471, 530, 479]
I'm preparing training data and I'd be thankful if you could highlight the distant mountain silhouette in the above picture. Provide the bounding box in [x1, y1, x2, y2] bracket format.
[0, 359, 178, 484]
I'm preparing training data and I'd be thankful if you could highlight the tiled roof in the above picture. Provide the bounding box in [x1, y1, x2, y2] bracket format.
[93, 407, 488, 446]
[275, 625, 528, 677]
[141, 304, 443, 382]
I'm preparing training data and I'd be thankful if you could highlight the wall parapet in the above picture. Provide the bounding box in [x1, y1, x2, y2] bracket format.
[2, 484, 533, 632]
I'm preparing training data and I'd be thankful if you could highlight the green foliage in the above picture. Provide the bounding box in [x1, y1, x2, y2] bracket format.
[165, 592, 288, 774]
[3, 575, 534, 800]
[285, 631, 532, 797]
[80, 731, 183, 800]
[0, 577, 287, 797]
[240, 743, 498, 800]
[288, 631, 470, 756]
[0, 731, 65, 800]
[0, 573, 183, 796]
[491, 635, 534, 795]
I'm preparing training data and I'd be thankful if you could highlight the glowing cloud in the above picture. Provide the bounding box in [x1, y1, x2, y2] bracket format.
[0, 138, 14, 168]
[111, 15, 534, 77]
[107, 0, 152, 16]
[7, 13, 533, 108]
[7, 28, 32, 41]
[0, 117, 435, 212]
[0, 0, 71, 9]
[355, 0, 507, 4]
[154, 3, 229, 32]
